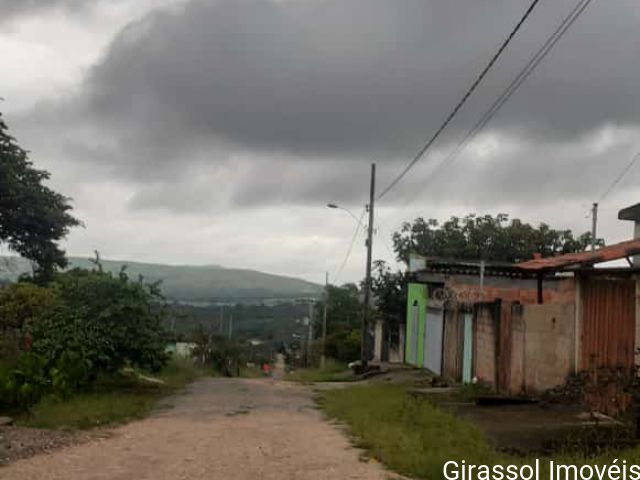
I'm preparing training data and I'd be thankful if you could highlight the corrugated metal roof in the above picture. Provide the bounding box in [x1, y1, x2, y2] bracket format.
[413, 258, 536, 278]
[517, 238, 640, 271]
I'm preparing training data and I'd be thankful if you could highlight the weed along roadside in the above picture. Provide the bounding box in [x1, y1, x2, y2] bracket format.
[18, 358, 206, 430]
[318, 383, 640, 480]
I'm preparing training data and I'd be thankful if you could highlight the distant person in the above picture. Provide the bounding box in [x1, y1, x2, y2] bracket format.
[262, 363, 271, 377]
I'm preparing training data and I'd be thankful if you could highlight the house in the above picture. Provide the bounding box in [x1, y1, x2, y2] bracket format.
[396, 203, 640, 413]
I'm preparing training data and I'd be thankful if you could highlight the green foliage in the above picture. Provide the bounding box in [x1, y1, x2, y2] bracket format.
[313, 283, 361, 364]
[320, 384, 498, 479]
[0, 112, 80, 281]
[0, 260, 169, 410]
[21, 391, 156, 430]
[392, 213, 604, 264]
[31, 265, 169, 375]
[0, 282, 60, 330]
[19, 357, 206, 430]
[370, 260, 405, 331]
[287, 358, 352, 383]
[324, 328, 360, 364]
[0, 353, 48, 407]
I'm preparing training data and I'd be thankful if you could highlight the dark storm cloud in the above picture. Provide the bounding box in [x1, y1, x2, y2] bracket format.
[0, 0, 89, 21]
[16, 0, 640, 210]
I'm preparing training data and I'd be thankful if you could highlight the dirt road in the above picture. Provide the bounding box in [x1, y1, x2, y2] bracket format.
[2, 377, 390, 479]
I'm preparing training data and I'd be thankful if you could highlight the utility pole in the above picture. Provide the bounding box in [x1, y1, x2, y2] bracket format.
[228, 313, 233, 340]
[307, 300, 314, 367]
[219, 305, 224, 334]
[321, 272, 329, 369]
[591, 202, 598, 251]
[361, 163, 376, 370]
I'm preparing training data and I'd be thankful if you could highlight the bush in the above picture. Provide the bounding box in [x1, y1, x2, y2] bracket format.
[324, 328, 361, 364]
[0, 263, 170, 410]
[0, 283, 61, 364]
[36, 267, 169, 373]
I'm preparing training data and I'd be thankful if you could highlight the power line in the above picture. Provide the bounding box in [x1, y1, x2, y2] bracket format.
[599, 151, 640, 203]
[385, 0, 594, 223]
[332, 207, 366, 284]
[376, 222, 402, 270]
[376, 0, 542, 201]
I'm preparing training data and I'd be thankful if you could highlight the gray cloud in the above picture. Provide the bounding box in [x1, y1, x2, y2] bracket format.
[13, 0, 640, 212]
[0, 0, 91, 22]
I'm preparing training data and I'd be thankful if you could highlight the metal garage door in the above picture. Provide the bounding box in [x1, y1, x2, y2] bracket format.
[423, 308, 444, 375]
[581, 277, 635, 369]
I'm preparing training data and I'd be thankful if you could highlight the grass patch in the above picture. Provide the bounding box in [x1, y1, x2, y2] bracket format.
[238, 365, 265, 378]
[320, 384, 498, 478]
[287, 359, 353, 383]
[21, 392, 156, 429]
[319, 384, 640, 479]
[19, 357, 207, 430]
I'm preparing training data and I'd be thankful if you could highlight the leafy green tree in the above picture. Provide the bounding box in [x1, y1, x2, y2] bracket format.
[392, 213, 603, 264]
[314, 283, 361, 364]
[0, 112, 80, 280]
[29, 265, 169, 375]
[370, 261, 405, 332]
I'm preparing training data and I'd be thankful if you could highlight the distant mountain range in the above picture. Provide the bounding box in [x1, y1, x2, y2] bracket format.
[0, 256, 322, 303]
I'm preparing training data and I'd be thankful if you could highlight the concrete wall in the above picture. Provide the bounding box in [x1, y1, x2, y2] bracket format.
[388, 324, 405, 363]
[474, 306, 497, 386]
[373, 320, 383, 362]
[470, 302, 575, 394]
[520, 303, 575, 393]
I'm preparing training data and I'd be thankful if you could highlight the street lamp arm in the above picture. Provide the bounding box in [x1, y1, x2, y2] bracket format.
[326, 203, 366, 228]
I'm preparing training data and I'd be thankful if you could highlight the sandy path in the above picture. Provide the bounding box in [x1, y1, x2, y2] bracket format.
[2, 377, 389, 479]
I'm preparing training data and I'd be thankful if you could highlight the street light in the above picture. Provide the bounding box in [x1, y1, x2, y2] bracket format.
[327, 163, 376, 372]
[326, 203, 366, 228]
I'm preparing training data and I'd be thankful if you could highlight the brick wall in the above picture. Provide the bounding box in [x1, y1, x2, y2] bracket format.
[447, 276, 575, 305]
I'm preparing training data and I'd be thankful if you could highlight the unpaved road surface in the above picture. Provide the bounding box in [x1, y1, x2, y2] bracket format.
[2, 378, 390, 479]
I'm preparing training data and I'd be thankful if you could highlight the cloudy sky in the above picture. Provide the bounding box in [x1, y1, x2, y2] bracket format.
[2, 0, 640, 284]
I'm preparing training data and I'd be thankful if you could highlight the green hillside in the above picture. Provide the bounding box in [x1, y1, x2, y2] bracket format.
[0, 256, 322, 302]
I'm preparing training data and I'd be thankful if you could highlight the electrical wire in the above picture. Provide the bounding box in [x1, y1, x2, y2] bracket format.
[376, 0, 542, 201]
[599, 151, 640, 203]
[376, 222, 402, 270]
[332, 208, 366, 284]
[383, 0, 594, 224]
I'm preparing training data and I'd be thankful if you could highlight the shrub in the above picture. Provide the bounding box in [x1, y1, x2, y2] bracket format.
[0, 282, 61, 364]
[0, 263, 169, 410]
[30, 267, 169, 375]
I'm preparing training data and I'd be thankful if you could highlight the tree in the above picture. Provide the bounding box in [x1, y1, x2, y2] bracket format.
[314, 283, 361, 364]
[29, 265, 169, 374]
[370, 261, 405, 330]
[0, 112, 80, 280]
[392, 213, 603, 264]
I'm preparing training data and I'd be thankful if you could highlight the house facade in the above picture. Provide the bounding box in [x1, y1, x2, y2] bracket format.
[392, 203, 640, 413]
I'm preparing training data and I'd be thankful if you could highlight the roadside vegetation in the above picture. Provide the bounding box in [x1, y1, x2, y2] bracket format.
[287, 358, 353, 383]
[320, 384, 498, 479]
[320, 383, 640, 479]
[19, 358, 205, 430]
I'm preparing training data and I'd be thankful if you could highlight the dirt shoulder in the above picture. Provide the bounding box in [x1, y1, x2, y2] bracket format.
[0, 425, 104, 465]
